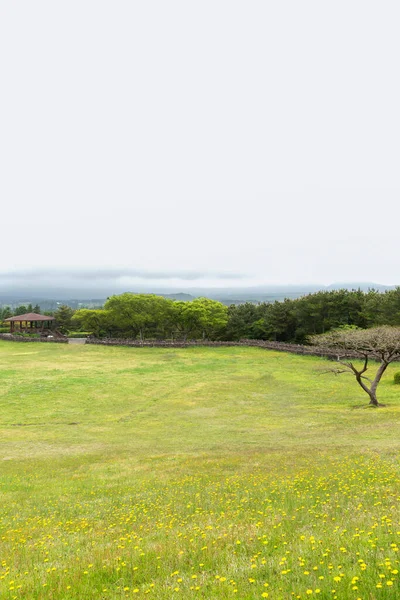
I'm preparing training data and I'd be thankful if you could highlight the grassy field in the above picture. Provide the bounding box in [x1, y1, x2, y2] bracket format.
[0, 341, 400, 599]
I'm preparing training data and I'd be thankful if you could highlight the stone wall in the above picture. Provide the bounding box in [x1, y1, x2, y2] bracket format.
[0, 333, 362, 358]
[0, 334, 68, 344]
[85, 337, 341, 359]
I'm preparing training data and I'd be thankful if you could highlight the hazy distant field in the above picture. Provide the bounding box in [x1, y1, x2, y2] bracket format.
[0, 342, 400, 599]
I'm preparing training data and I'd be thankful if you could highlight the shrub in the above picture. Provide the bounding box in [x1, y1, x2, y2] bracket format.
[67, 331, 92, 338]
[394, 372, 400, 385]
[22, 332, 40, 338]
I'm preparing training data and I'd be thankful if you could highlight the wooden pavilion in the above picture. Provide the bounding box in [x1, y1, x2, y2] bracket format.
[5, 313, 56, 335]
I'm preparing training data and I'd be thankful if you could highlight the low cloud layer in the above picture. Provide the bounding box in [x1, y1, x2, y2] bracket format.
[0, 268, 248, 298]
[0, 267, 244, 281]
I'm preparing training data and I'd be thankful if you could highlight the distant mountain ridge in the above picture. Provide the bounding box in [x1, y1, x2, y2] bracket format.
[325, 282, 396, 292]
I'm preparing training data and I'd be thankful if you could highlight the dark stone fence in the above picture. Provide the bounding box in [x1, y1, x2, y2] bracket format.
[0, 333, 364, 359]
[85, 337, 343, 359]
[0, 334, 68, 344]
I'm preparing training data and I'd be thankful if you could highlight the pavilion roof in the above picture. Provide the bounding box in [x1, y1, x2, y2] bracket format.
[5, 313, 55, 322]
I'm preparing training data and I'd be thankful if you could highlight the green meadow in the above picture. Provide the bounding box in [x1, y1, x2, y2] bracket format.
[1, 341, 400, 599]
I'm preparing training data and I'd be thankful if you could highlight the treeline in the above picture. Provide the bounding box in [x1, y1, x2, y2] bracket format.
[0, 303, 42, 319]
[72, 295, 228, 340]
[72, 288, 400, 342]
[225, 288, 400, 342]
[0, 304, 75, 335]
[3, 288, 400, 341]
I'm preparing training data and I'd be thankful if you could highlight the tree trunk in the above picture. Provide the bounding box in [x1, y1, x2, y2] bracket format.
[368, 390, 379, 406]
[352, 358, 388, 406]
[369, 361, 388, 406]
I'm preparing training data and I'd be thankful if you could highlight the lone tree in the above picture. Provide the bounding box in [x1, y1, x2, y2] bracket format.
[310, 326, 400, 407]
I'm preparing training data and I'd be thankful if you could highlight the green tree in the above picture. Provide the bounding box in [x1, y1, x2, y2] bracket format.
[360, 289, 385, 327]
[54, 305, 75, 334]
[255, 300, 297, 341]
[380, 288, 400, 326]
[72, 309, 111, 338]
[173, 298, 228, 340]
[14, 305, 28, 316]
[225, 303, 259, 340]
[197, 297, 228, 339]
[105, 294, 173, 340]
[0, 306, 12, 320]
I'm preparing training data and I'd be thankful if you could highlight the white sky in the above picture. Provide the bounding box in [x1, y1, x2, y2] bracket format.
[1, 1, 399, 289]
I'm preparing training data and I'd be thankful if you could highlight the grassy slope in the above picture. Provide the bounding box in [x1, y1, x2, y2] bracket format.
[0, 342, 399, 599]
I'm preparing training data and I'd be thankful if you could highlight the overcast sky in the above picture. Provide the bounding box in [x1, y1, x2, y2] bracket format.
[1, 1, 399, 291]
